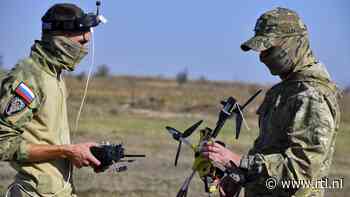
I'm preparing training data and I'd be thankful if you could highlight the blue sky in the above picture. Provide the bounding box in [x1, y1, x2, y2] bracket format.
[0, 0, 349, 86]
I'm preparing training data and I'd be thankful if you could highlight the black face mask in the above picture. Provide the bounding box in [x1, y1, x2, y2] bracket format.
[259, 47, 294, 76]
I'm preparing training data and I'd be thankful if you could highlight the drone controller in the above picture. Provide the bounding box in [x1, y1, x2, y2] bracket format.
[90, 144, 145, 173]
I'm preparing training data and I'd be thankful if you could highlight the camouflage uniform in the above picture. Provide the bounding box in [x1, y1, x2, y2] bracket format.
[0, 4, 96, 197]
[238, 8, 341, 197]
[0, 42, 76, 197]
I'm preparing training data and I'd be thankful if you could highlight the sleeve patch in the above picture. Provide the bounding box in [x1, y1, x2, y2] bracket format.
[14, 82, 35, 105]
[5, 96, 26, 116]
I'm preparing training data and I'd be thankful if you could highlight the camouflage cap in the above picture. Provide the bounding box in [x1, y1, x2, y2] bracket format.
[241, 7, 308, 52]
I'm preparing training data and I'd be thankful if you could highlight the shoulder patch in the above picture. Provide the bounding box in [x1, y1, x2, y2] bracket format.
[5, 96, 26, 116]
[14, 82, 35, 105]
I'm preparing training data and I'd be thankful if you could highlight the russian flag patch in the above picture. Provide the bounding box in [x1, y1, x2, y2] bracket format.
[15, 82, 35, 105]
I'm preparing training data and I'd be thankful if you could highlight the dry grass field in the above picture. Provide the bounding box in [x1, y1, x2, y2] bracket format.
[0, 75, 349, 197]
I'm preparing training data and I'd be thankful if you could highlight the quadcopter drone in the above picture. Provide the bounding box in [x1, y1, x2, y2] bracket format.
[166, 89, 262, 197]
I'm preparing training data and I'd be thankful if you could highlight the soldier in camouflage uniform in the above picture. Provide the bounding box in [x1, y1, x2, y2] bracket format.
[201, 7, 340, 197]
[0, 4, 103, 197]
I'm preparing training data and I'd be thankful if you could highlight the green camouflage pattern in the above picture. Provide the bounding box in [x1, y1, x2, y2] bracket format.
[280, 35, 316, 75]
[260, 34, 317, 76]
[242, 63, 340, 197]
[0, 59, 44, 162]
[0, 40, 76, 196]
[32, 34, 88, 72]
[241, 7, 308, 52]
[0, 135, 27, 161]
[238, 7, 341, 196]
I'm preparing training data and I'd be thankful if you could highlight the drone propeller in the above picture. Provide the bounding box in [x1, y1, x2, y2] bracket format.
[166, 120, 203, 166]
[174, 140, 182, 166]
[183, 120, 203, 137]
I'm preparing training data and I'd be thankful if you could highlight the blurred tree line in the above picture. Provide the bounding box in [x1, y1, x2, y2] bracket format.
[76, 64, 110, 81]
[70, 62, 350, 92]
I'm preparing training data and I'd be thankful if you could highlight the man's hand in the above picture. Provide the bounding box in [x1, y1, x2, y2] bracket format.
[64, 143, 101, 168]
[201, 142, 241, 167]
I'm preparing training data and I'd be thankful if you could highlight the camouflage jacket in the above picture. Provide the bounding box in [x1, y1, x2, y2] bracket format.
[240, 63, 341, 197]
[0, 45, 74, 196]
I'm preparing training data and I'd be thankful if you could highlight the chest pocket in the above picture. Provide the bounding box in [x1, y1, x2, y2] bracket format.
[256, 93, 291, 149]
[256, 94, 283, 134]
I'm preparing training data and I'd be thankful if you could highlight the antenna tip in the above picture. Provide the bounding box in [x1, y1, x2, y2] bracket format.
[96, 1, 101, 6]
